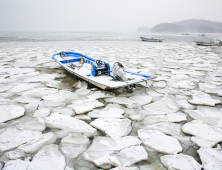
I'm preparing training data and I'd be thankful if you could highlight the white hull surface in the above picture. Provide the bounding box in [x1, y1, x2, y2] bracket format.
[52, 52, 153, 90]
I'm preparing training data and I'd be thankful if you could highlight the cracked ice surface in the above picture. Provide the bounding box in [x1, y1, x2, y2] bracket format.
[1, 38, 222, 169]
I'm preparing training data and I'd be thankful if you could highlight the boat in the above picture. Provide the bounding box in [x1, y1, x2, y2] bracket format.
[182, 33, 189, 35]
[199, 34, 205, 36]
[195, 38, 222, 46]
[140, 37, 163, 42]
[52, 51, 153, 92]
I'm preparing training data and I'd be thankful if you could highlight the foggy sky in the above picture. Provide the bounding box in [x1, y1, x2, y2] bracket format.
[0, 0, 222, 32]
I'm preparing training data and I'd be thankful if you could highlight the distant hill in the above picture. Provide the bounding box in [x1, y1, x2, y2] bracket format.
[151, 19, 222, 33]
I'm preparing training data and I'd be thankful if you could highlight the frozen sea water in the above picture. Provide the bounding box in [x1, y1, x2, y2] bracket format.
[0, 32, 222, 169]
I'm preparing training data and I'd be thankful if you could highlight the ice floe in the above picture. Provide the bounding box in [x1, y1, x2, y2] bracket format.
[90, 118, 131, 138]
[68, 99, 104, 114]
[52, 107, 75, 116]
[197, 147, 222, 170]
[105, 97, 138, 108]
[17, 132, 56, 154]
[182, 120, 222, 147]
[184, 106, 222, 128]
[143, 97, 179, 113]
[83, 136, 142, 169]
[129, 95, 152, 105]
[27, 144, 66, 170]
[88, 105, 124, 118]
[0, 105, 25, 123]
[87, 90, 115, 99]
[23, 74, 55, 83]
[160, 154, 202, 170]
[144, 122, 191, 145]
[0, 128, 41, 152]
[45, 113, 97, 136]
[188, 91, 221, 106]
[42, 93, 66, 107]
[16, 118, 46, 131]
[9, 83, 40, 93]
[60, 133, 90, 158]
[2, 159, 30, 170]
[138, 129, 182, 154]
[140, 163, 166, 170]
[33, 108, 51, 118]
[22, 88, 58, 98]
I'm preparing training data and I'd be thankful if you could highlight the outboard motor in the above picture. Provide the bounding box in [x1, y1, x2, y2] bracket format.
[111, 62, 127, 81]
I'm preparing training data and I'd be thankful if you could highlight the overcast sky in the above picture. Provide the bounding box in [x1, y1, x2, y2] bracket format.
[0, 0, 222, 32]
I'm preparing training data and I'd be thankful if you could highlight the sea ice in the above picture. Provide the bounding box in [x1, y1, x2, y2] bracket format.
[198, 83, 218, 91]
[68, 99, 104, 114]
[105, 97, 138, 108]
[18, 132, 57, 153]
[16, 118, 46, 131]
[0, 105, 25, 123]
[42, 93, 66, 107]
[160, 154, 202, 170]
[129, 95, 152, 105]
[138, 129, 182, 154]
[2, 159, 30, 170]
[111, 167, 139, 170]
[197, 147, 222, 170]
[23, 74, 55, 83]
[188, 91, 221, 106]
[9, 83, 41, 93]
[27, 144, 66, 170]
[140, 163, 166, 170]
[152, 81, 167, 88]
[90, 118, 131, 138]
[13, 95, 41, 104]
[53, 129, 70, 138]
[140, 113, 187, 125]
[0, 128, 41, 152]
[59, 90, 78, 103]
[143, 97, 178, 113]
[182, 120, 222, 147]
[74, 88, 91, 95]
[75, 115, 91, 121]
[177, 100, 194, 109]
[52, 107, 75, 116]
[8, 68, 36, 75]
[33, 108, 51, 118]
[93, 145, 148, 168]
[144, 122, 191, 145]
[60, 133, 90, 158]
[22, 88, 58, 98]
[87, 90, 115, 99]
[88, 106, 124, 118]
[83, 136, 142, 169]
[45, 113, 97, 136]
[184, 108, 222, 128]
